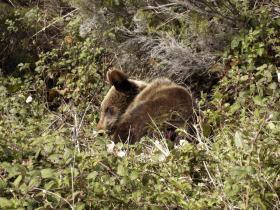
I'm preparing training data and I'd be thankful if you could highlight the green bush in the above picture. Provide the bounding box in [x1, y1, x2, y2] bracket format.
[0, 1, 279, 209]
[0, 5, 38, 72]
[34, 35, 105, 110]
[0, 1, 74, 74]
[201, 5, 280, 209]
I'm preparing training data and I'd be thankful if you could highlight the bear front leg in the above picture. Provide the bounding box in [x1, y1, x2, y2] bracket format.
[112, 116, 144, 144]
[112, 108, 147, 144]
[112, 120, 129, 143]
[112, 99, 168, 144]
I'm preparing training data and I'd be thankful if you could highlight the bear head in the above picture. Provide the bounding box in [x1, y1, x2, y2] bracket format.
[97, 69, 147, 135]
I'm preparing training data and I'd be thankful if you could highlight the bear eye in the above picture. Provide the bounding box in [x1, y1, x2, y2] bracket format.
[105, 107, 114, 115]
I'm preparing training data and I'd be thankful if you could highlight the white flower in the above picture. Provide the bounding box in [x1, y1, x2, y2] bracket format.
[268, 113, 273, 120]
[174, 139, 188, 149]
[117, 150, 126, 158]
[106, 141, 115, 153]
[92, 130, 99, 138]
[277, 71, 280, 83]
[158, 153, 166, 161]
[179, 139, 187, 146]
[26, 95, 33, 103]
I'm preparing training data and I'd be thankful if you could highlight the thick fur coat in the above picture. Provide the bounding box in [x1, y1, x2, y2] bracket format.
[97, 69, 194, 143]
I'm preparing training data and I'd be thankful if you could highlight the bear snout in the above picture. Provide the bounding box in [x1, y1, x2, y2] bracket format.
[97, 119, 116, 136]
[96, 120, 104, 131]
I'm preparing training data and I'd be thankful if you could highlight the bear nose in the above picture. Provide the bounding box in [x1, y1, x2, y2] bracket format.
[96, 120, 107, 137]
[98, 130, 105, 136]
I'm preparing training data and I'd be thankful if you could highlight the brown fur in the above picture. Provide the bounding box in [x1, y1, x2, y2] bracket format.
[97, 69, 194, 143]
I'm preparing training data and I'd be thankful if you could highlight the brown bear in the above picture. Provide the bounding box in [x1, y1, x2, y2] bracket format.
[97, 68, 194, 143]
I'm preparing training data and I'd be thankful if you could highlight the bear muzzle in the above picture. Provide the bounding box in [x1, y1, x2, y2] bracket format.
[96, 119, 117, 137]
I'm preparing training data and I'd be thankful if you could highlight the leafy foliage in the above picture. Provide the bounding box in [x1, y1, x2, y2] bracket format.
[0, 0, 279, 209]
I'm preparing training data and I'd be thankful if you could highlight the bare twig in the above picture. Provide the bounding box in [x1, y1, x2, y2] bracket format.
[78, 99, 94, 133]
[7, 0, 16, 7]
[33, 187, 74, 210]
[71, 110, 79, 209]
[203, 161, 216, 187]
[146, 3, 177, 10]
[32, 8, 79, 38]
[99, 162, 120, 178]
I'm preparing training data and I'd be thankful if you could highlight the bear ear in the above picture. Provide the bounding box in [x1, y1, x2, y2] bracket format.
[106, 69, 138, 94]
[106, 68, 128, 85]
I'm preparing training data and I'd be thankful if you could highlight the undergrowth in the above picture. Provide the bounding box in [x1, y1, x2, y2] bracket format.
[0, 0, 279, 209]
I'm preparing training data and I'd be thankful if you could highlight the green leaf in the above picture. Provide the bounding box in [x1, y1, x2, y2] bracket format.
[0, 180, 7, 190]
[0, 197, 13, 208]
[28, 177, 41, 188]
[113, 0, 120, 6]
[48, 154, 61, 164]
[86, 171, 98, 180]
[267, 122, 275, 130]
[229, 103, 241, 114]
[254, 196, 267, 210]
[130, 170, 139, 181]
[117, 164, 127, 176]
[268, 82, 277, 90]
[257, 47, 264, 56]
[231, 36, 241, 49]
[13, 175, 22, 188]
[131, 191, 141, 202]
[234, 131, 243, 148]
[19, 183, 28, 194]
[232, 166, 256, 177]
[41, 168, 54, 179]
[75, 202, 86, 210]
[44, 180, 56, 190]
[224, 182, 240, 197]
[253, 96, 263, 106]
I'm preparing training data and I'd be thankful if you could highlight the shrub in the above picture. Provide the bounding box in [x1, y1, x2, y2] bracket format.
[0, 1, 74, 74]
[0, 0, 279, 209]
